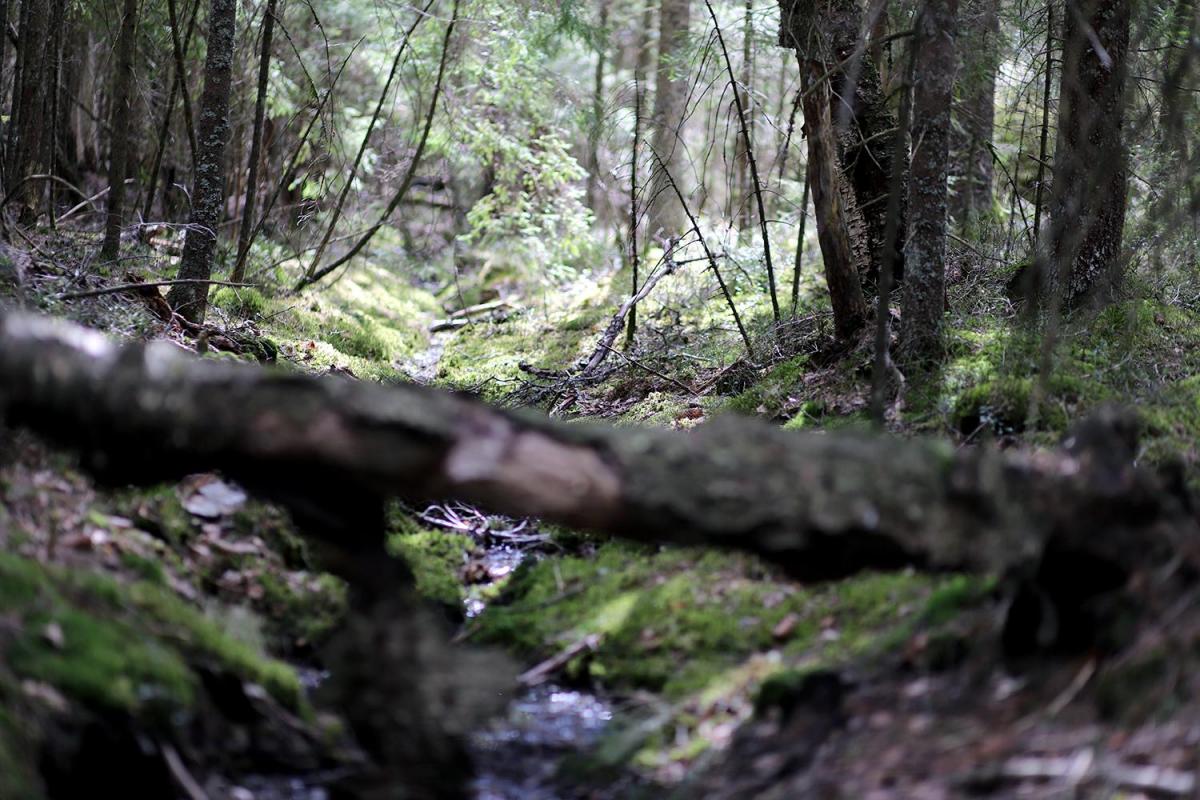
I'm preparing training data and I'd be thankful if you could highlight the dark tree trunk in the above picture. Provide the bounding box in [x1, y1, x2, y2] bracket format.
[585, 2, 610, 214]
[166, 0, 238, 323]
[231, 0, 277, 282]
[144, 0, 200, 222]
[900, 0, 957, 366]
[6, 0, 49, 219]
[948, 0, 997, 224]
[99, 0, 140, 262]
[647, 0, 691, 240]
[799, 64, 869, 338]
[778, 0, 906, 288]
[1046, 0, 1131, 305]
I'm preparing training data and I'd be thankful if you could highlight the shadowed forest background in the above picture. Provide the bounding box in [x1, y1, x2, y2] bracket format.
[2, 0, 1200, 797]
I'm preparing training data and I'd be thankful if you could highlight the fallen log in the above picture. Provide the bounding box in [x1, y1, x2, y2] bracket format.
[0, 312, 1195, 645]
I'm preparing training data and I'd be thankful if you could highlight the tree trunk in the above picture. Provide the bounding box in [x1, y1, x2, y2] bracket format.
[6, 0, 49, 220]
[779, 0, 906, 287]
[166, 0, 238, 324]
[1046, 0, 1131, 306]
[797, 59, 869, 339]
[735, 0, 755, 233]
[900, 0, 957, 366]
[143, 0, 200, 222]
[230, 0, 277, 283]
[647, 0, 691, 240]
[948, 0, 997, 224]
[585, 2, 610, 215]
[99, 0, 140, 262]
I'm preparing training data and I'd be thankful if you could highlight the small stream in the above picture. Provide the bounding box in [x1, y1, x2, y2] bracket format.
[463, 529, 616, 799]
[470, 684, 613, 799]
[406, 330, 618, 798]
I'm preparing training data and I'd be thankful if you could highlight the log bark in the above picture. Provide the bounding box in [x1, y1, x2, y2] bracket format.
[0, 312, 1192, 594]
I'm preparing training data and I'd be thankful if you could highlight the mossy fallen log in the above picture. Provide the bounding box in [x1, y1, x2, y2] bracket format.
[0, 311, 1195, 649]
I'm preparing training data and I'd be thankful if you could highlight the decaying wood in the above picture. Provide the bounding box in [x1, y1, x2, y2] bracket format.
[2, 313, 1195, 614]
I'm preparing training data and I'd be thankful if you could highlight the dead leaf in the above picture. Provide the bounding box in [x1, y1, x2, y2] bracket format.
[772, 612, 800, 641]
[41, 621, 65, 649]
[183, 479, 247, 519]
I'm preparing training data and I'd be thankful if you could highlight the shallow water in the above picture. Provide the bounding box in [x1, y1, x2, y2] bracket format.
[470, 684, 614, 799]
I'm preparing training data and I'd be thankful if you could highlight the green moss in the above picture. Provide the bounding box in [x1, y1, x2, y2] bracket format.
[211, 286, 268, 318]
[120, 552, 167, 585]
[257, 571, 348, 649]
[475, 543, 941, 699]
[388, 529, 473, 607]
[0, 552, 303, 716]
[727, 355, 809, 417]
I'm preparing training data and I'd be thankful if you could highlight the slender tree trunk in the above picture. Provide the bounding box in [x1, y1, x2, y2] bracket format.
[585, 2, 610, 214]
[647, 0, 691, 240]
[6, 0, 49, 219]
[166, 0, 238, 323]
[144, 0, 200, 222]
[1046, 0, 1131, 305]
[43, 0, 67, 225]
[791, 162, 810, 315]
[735, 0, 754, 233]
[948, 0, 997, 224]
[230, 0, 278, 282]
[799, 64, 868, 338]
[900, 0, 957, 367]
[167, 0, 199, 170]
[627, 73, 643, 347]
[1031, 0, 1054, 247]
[99, 0, 141, 262]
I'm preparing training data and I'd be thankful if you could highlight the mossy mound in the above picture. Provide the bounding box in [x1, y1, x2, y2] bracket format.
[0, 551, 302, 716]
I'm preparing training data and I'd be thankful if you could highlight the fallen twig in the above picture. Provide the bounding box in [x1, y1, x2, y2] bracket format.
[58, 278, 257, 301]
[517, 634, 602, 686]
[598, 342, 696, 396]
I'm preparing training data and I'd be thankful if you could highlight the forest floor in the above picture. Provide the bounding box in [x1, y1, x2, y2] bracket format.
[3, 228, 1200, 798]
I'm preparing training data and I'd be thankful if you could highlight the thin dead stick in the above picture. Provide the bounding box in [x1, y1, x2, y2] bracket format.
[705, 0, 779, 321]
[1, 173, 91, 210]
[649, 147, 754, 357]
[59, 279, 256, 301]
[295, 0, 459, 292]
[598, 343, 697, 395]
[301, 0, 435, 281]
[240, 37, 363, 272]
[56, 185, 116, 224]
[581, 252, 683, 375]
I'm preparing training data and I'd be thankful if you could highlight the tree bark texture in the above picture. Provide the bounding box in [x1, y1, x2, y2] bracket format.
[779, 0, 907, 287]
[647, 0, 691, 240]
[2, 312, 1193, 606]
[1047, 0, 1131, 306]
[948, 0, 998, 224]
[799, 64, 869, 338]
[5, 0, 49, 219]
[167, 0, 238, 324]
[900, 0, 957, 366]
[99, 0, 140, 262]
[231, 0, 277, 282]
